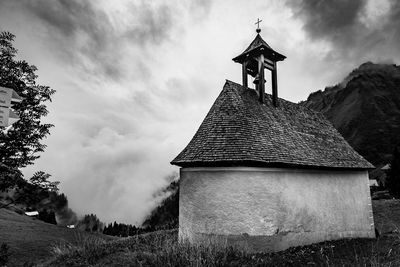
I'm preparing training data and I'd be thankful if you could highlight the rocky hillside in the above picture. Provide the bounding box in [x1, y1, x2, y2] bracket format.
[302, 62, 400, 166]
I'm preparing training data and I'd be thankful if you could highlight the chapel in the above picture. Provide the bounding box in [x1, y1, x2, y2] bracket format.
[171, 26, 375, 252]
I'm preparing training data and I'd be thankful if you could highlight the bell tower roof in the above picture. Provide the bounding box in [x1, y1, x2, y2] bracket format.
[231, 22, 286, 107]
[232, 33, 286, 64]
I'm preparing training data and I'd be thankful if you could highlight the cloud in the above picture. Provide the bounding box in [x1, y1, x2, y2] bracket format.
[286, 0, 400, 63]
[288, 0, 366, 42]
[28, 82, 184, 224]
[123, 3, 174, 46]
[0, 0, 215, 224]
[189, 0, 213, 21]
[12, 0, 399, 225]
[25, 0, 106, 38]
[0, 0, 179, 82]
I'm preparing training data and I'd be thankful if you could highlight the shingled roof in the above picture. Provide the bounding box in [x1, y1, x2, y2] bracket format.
[171, 80, 373, 169]
[232, 34, 286, 63]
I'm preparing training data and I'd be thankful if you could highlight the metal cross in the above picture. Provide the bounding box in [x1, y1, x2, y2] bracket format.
[255, 18, 262, 29]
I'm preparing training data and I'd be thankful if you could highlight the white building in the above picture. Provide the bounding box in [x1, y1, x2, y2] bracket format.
[171, 29, 375, 252]
[25, 211, 39, 217]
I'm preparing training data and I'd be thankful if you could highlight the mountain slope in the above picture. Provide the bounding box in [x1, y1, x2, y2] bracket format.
[303, 62, 400, 166]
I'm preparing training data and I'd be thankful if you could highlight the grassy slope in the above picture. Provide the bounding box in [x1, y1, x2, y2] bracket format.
[43, 200, 400, 267]
[45, 229, 400, 267]
[2, 200, 400, 266]
[0, 208, 113, 266]
[373, 199, 400, 235]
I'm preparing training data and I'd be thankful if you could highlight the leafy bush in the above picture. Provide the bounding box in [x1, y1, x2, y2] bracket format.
[387, 145, 400, 197]
[0, 243, 11, 266]
[38, 209, 57, 225]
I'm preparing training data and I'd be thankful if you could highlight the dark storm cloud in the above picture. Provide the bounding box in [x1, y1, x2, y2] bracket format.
[27, 0, 176, 47]
[288, 0, 366, 42]
[286, 0, 400, 62]
[0, 0, 177, 81]
[4, 0, 117, 78]
[25, 0, 106, 40]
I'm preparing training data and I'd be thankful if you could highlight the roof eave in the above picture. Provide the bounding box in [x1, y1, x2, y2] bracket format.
[171, 159, 374, 170]
[232, 46, 286, 63]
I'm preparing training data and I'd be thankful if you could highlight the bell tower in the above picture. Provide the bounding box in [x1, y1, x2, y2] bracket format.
[232, 19, 286, 106]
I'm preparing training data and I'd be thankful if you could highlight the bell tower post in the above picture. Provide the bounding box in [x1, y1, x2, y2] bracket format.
[232, 20, 286, 106]
[242, 61, 248, 88]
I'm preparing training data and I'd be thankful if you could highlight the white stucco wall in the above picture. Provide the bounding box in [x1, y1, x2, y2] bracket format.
[179, 167, 375, 252]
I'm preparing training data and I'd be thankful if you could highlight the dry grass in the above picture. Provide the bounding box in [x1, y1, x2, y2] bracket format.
[45, 230, 246, 266]
[3, 200, 400, 266]
[43, 229, 400, 267]
[42, 200, 400, 266]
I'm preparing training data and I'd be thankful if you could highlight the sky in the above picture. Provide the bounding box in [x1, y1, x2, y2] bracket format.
[0, 0, 399, 224]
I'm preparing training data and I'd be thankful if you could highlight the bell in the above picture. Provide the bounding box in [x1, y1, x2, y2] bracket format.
[253, 74, 266, 85]
[253, 74, 260, 85]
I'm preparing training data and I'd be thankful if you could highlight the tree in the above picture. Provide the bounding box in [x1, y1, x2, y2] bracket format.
[0, 162, 23, 192]
[11, 176, 57, 209]
[142, 178, 179, 230]
[38, 209, 57, 225]
[387, 145, 400, 197]
[30, 171, 60, 193]
[0, 31, 55, 191]
[77, 214, 104, 233]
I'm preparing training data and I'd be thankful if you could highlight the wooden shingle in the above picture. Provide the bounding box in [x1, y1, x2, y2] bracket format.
[171, 80, 373, 169]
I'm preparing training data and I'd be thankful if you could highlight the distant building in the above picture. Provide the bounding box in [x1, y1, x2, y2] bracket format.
[369, 179, 379, 187]
[381, 164, 390, 171]
[25, 211, 39, 217]
[171, 28, 375, 252]
[370, 163, 390, 187]
[0, 86, 22, 127]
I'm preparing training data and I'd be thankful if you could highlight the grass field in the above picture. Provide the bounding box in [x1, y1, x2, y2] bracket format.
[43, 229, 400, 267]
[373, 199, 400, 236]
[0, 209, 114, 266]
[1, 199, 400, 266]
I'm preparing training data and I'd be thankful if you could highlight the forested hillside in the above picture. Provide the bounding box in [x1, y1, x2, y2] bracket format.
[303, 62, 400, 166]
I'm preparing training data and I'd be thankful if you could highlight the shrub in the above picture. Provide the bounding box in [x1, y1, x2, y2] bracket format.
[38, 209, 57, 225]
[0, 243, 11, 266]
[50, 232, 109, 265]
[387, 145, 400, 197]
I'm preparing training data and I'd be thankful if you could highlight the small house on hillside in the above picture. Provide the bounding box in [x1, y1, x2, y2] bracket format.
[25, 211, 39, 217]
[171, 28, 375, 252]
[370, 163, 390, 187]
